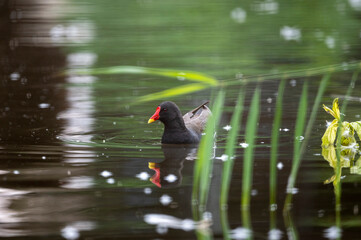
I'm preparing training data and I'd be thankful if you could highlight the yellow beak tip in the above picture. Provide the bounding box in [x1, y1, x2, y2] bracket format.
[148, 119, 155, 124]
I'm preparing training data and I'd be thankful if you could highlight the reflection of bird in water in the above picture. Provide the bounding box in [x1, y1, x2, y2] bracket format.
[149, 144, 198, 188]
[148, 101, 211, 144]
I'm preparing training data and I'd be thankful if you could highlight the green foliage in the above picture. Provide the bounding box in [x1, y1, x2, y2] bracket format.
[241, 87, 260, 210]
[192, 89, 225, 218]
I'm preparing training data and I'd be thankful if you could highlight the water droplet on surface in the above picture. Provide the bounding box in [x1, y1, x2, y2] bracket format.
[230, 227, 252, 239]
[100, 170, 112, 178]
[61, 226, 80, 240]
[144, 187, 152, 194]
[318, 209, 325, 218]
[280, 26, 301, 41]
[13, 170, 20, 175]
[287, 187, 299, 194]
[107, 178, 115, 184]
[239, 142, 249, 148]
[160, 194, 172, 206]
[268, 229, 283, 240]
[42, 156, 46, 160]
[223, 125, 232, 131]
[230, 8, 247, 23]
[38, 103, 50, 109]
[290, 79, 297, 87]
[323, 226, 342, 240]
[216, 154, 229, 162]
[277, 162, 283, 170]
[270, 204, 277, 211]
[136, 172, 150, 181]
[10, 72, 20, 81]
[164, 174, 178, 183]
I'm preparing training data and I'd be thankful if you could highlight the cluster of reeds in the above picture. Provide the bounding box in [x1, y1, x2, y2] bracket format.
[70, 61, 360, 239]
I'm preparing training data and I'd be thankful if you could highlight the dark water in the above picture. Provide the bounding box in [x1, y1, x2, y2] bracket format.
[1, 0, 361, 239]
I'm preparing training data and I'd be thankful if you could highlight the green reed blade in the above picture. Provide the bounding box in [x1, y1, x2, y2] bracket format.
[334, 69, 359, 235]
[221, 89, 245, 206]
[192, 89, 225, 219]
[241, 87, 260, 211]
[68, 66, 218, 86]
[220, 89, 245, 240]
[269, 79, 286, 229]
[284, 74, 330, 240]
[286, 73, 331, 194]
[137, 83, 209, 102]
[224, 61, 361, 86]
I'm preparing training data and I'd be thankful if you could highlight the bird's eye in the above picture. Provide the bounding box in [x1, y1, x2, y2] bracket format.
[163, 108, 167, 111]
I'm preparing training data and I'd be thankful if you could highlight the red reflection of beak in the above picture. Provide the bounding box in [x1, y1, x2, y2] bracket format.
[148, 106, 161, 124]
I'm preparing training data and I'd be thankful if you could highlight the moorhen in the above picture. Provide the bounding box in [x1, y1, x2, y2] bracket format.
[148, 101, 211, 144]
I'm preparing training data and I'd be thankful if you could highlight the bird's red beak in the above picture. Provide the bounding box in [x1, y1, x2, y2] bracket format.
[148, 106, 161, 124]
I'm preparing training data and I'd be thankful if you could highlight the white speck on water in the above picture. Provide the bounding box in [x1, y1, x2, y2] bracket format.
[156, 224, 168, 235]
[68, 170, 71, 176]
[323, 226, 342, 240]
[216, 154, 229, 162]
[296, 135, 304, 141]
[318, 209, 325, 218]
[164, 174, 178, 183]
[268, 229, 283, 240]
[326, 121, 332, 127]
[177, 73, 186, 81]
[314, 153, 321, 156]
[100, 170, 112, 178]
[202, 211, 212, 221]
[280, 128, 290, 132]
[136, 172, 150, 181]
[230, 227, 252, 240]
[144, 187, 152, 194]
[107, 178, 115, 184]
[287, 187, 299, 194]
[251, 189, 258, 196]
[181, 219, 194, 231]
[67, 52, 97, 68]
[102, 140, 105, 143]
[349, 0, 361, 11]
[230, 7, 247, 23]
[38, 103, 50, 109]
[10, 72, 20, 81]
[41, 156, 46, 160]
[13, 170, 20, 175]
[252, 0, 279, 15]
[341, 175, 346, 180]
[280, 26, 301, 41]
[267, 98, 272, 103]
[277, 162, 283, 170]
[355, 114, 360, 118]
[113, 122, 117, 125]
[160, 194, 172, 206]
[290, 79, 297, 87]
[325, 36, 335, 49]
[223, 125, 232, 131]
[236, 72, 244, 79]
[239, 142, 249, 148]
[353, 205, 359, 215]
[270, 204, 277, 211]
[61, 226, 80, 240]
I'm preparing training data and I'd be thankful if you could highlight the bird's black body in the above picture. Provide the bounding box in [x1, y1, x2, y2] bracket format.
[150, 101, 211, 144]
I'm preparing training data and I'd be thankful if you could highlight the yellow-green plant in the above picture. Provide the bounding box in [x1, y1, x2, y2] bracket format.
[321, 98, 361, 184]
[322, 98, 361, 147]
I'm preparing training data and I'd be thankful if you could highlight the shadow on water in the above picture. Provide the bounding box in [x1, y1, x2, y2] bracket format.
[148, 144, 198, 188]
